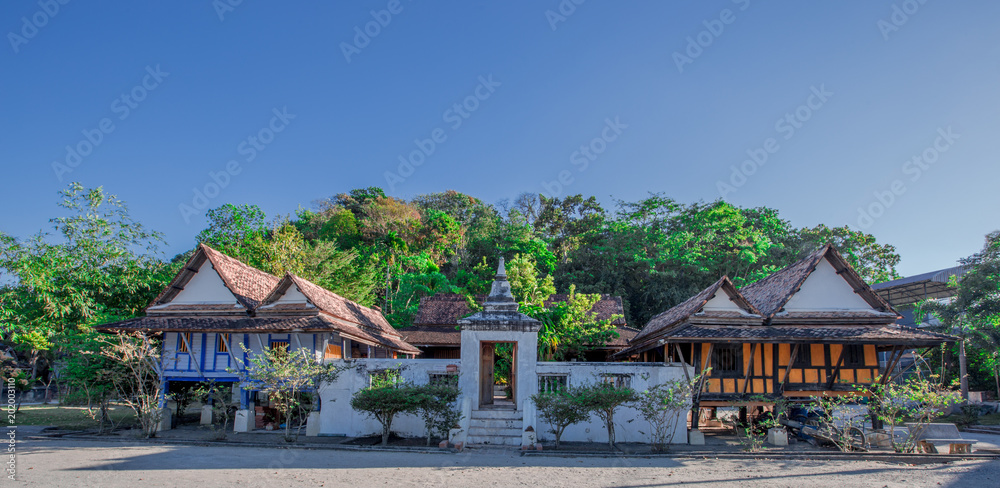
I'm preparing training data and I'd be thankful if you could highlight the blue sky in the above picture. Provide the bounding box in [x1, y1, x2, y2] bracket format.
[2, 1, 997, 278]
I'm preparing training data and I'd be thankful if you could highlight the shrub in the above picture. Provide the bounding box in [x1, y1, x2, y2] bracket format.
[415, 383, 462, 446]
[866, 376, 960, 453]
[575, 381, 637, 450]
[633, 377, 700, 451]
[350, 385, 423, 446]
[531, 388, 590, 449]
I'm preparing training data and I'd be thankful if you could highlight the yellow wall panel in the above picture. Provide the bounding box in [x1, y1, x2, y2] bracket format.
[864, 345, 877, 366]
[805, 369, 818, 383]
[811, 344, 826, 366]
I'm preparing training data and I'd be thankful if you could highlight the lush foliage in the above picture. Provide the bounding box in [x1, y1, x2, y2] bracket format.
[574, 380, 638, 449]
[234, 344, 341, 441]
[531, 387, 591, 449]
[633, 376, 700, 451]
[917, 230, 1000, 398]
[866, 376, 960, 453]
[350, 373, 423, 446]
[414, 380, 462, 446]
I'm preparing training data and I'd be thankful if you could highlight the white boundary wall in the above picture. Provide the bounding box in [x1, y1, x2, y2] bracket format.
[534, 362, 693, 444]
[317, 358, 692, 444]
[317, 359, 458, 438]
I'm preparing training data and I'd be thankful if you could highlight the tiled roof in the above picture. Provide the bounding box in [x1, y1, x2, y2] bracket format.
[200, 244, 282, 309]
[399, 325, 460, 346]
[280, 274, 403, 339]
[739, 245, 897, 318]
[667, 324, 956, 346]
[739, 246, 827, 318]
[630, 277, 758, 347]
[108, 245, 419, 355]
[100, 314, 420, 354]
[544, 294, 627, 325]
[149, 244, 281, 310]
[413, 292, 627, 326]
[413, 294, 478, 325]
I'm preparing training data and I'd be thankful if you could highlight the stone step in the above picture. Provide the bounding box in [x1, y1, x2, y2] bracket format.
[467, 435, 522, 446]
[468, 426, 523, 438]
[470, 410, 522, 420]
[470, 418, 523, 430]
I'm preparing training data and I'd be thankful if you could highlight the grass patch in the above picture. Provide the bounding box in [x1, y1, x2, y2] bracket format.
[14, 404, 138, 431]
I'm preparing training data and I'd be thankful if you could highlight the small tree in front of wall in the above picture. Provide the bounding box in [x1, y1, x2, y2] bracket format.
[415, 381, 462, 446]
[575, 380, 638, 450]
[530, 387, 590, 449]
[350, 383, 423, 446]
[633, 376, 700, 451]
[98, 332, 164, 438]
[235, 344, 341, 442]
[866, 376, 960, 453]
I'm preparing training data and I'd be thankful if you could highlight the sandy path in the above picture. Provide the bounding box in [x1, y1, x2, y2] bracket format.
[13, 438, 1000, 487]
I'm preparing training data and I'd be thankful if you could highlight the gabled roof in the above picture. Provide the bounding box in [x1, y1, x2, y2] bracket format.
[150, 244, 281, 310]
[739, 244, 897, 318]
[625, 277, 760, 351]
[260, 273, 404, 341]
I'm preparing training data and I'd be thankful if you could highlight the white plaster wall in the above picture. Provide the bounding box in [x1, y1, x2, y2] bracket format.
[317, 359, 459, 437]
[702, 291, 743, 311]
[533, 362, 693, 444]
[783, 257, 874, 311]
[171, 261, 241, 305]
[270, 285, 310, 304]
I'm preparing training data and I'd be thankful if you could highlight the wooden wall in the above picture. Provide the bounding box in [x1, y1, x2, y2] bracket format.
[691, 342, 879, 396]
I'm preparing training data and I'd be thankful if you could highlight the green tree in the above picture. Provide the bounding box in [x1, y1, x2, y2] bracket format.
[575, 380, 638, 450]
[197, 204, 307, 276]
[0, 183, 170, 386]
[300, 241, 380, 306]
[531, 387, 591, 449]
[350, 383, 424, 446]
[234, 344, 341, 441]
[918, 230, 1000, 399]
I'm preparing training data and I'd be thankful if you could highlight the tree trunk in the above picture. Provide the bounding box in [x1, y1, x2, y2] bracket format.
[382, 415, 393, 446]
[606, 413, 615, 450]
[959, 339, 969, 401]
[994, 365, 999, 402]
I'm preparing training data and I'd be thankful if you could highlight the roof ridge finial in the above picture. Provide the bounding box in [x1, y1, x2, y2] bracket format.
[496, 256, 506, 277]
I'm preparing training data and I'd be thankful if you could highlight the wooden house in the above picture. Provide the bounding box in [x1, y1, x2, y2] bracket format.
[100, 244, 418, 412]
[615, 245, 956, 406]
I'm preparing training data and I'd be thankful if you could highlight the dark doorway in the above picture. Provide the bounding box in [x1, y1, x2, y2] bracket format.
[479, 341, 516, 409]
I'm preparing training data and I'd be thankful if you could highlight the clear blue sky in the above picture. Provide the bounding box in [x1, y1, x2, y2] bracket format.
[2, 1, 998, 278]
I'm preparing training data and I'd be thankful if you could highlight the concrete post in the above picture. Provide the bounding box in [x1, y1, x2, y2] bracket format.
[233, 409, 252, 432]
[156, 407, 172, 432]
[305, 411, 321, 436]
[200, 404, 213, 425]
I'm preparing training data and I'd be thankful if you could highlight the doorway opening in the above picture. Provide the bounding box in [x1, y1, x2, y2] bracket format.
[479, 341, 516, 409]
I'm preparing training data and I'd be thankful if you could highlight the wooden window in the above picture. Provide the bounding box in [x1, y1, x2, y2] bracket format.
[792, 344, 812, 367]
[217, 334, 228, 353]
[844, 344, 865, 367]
[324, 343, 342, 360]
[713, 344, 742, 377]
[601, 373, 632, 389]
[177, 333, 191, 353]
[538, 374, 568, 393]
[270, 340, 289, 356]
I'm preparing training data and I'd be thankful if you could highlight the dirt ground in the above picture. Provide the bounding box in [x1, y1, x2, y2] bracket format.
[13, 437, 1000, 488]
